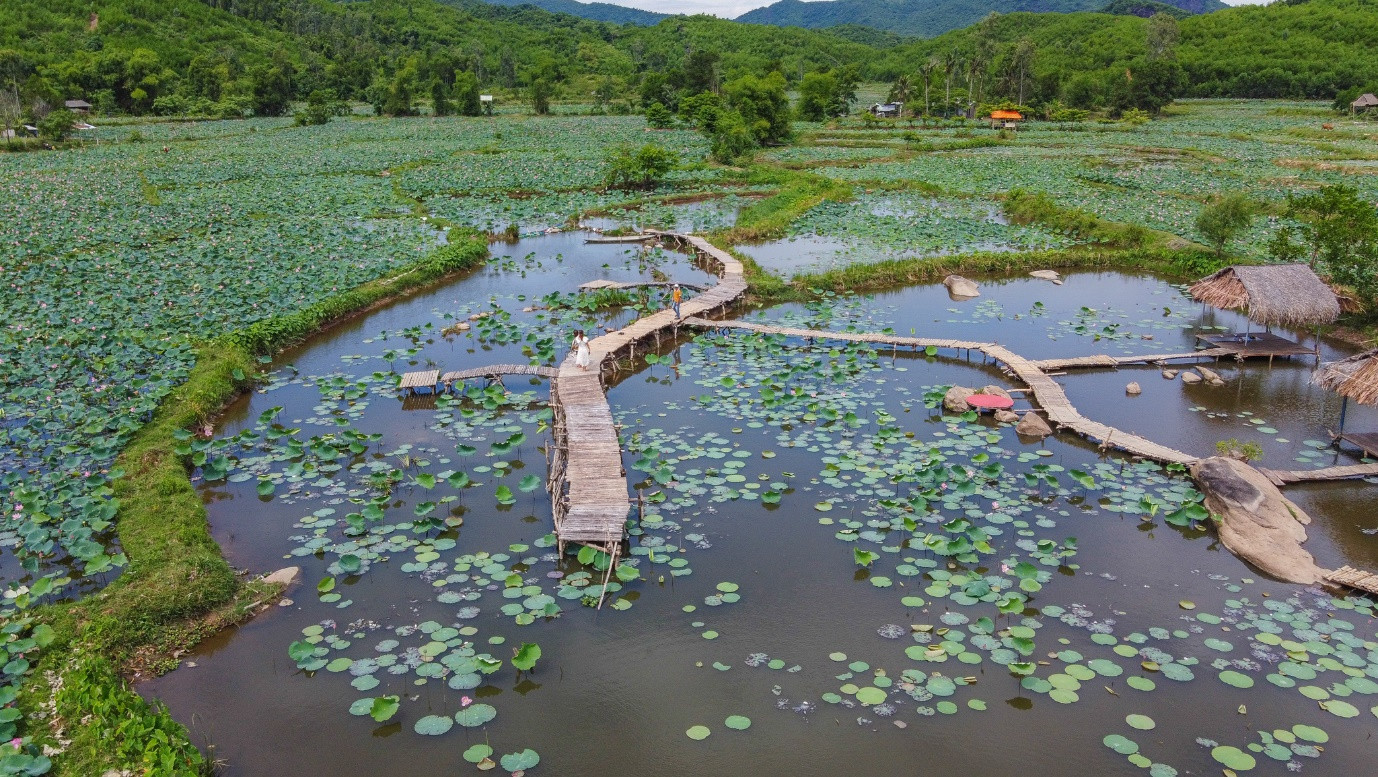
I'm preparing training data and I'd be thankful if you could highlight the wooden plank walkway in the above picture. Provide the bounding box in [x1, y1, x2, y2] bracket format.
[1325, 566, 1378, 596]
[398, 370, 440, 395]
[585, 234, 656, 244]
[1196, 331, 1316, 359]
[1256, 463, 1378, 486]
[550, 232, 747, 546]
[1032, 348, 1235, 371]
[682, 317, 1199, 466]
[1338, 432, 1378, 459]
[441, 364, 558, 386]
[578, 279, 708, 293]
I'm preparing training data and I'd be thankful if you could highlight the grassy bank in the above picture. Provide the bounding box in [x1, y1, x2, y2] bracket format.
[18, 231, 491, 777]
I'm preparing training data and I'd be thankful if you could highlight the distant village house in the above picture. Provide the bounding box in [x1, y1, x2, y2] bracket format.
[64, 99, 92, 114]
[869, 102, 903, 118]
[1352, 93, 1378, 115]
[990, 109, 1022, 129]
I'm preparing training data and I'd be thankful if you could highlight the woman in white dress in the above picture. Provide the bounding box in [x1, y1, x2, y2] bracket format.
[573, 330, 591, 371]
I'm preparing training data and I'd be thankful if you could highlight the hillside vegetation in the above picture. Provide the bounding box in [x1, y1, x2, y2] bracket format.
[735, 0, 1225, 38]
[0, 0, 1376, 129]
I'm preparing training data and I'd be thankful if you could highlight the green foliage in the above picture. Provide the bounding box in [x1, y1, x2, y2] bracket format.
[54, 656, 205, 775]
[294, 90, 336, 127]
[724, 72, 792, 146]
[737, 0, 1223, 38]
[797, 72, 841, 122]
[1215, 438, 1264, 462]
[453, 71, 482, 117]
[35, 108, 73, 142]
[645, 101, 674, 129]
[1272, 185, 1378, 302]
[1194, 193, 1255, 259]
[603, 143, 679, 189]
[678, 92, 723, 130]
[708, 109, 758, 164]
[530, 78, 553, 115]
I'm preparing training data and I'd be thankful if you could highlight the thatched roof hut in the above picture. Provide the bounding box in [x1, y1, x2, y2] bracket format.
[1189, 264, 1341, 327]
[1314, 348, 1378, 405]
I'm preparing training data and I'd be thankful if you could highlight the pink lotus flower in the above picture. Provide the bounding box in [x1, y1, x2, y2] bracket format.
[461, 696, 473, 707]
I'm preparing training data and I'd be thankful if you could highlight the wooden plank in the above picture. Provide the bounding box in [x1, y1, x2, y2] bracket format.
[1325, 565, 1378, 596]
[398, 370, 440, 391]
[1256, 463, 1378, 485]
[548, 230, 750, 545]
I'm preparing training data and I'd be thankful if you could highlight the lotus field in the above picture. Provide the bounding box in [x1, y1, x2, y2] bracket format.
[3, 100, 1378, 776]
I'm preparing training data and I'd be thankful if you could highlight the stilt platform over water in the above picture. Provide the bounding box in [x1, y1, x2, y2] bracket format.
[578, 279, 708, 293]
[1195, 331, 1316, 359]
[549, 232, 747, 548]
[1256, 463, 1378, 486]
[682, 317, 1198, 466]
[1032, 348, 1235, 372]
[1335, 432, 1378, 460]
[398, 370, 441, 395]
[441, 364, 558, 388]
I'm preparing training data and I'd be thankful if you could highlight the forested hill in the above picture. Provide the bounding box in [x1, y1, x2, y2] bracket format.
[479, 0, 669, 25]
[735, 0, 1226, 38]
[2, 0, 1377, 122]
[0, 0, 880, 115]
[891, 0, 1378, 100]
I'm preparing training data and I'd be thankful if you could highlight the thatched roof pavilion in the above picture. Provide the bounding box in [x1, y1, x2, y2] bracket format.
[1315, 348, 1378, 405]
[1189, 264, 1341, 327]
[1312, 348, 1378, 455]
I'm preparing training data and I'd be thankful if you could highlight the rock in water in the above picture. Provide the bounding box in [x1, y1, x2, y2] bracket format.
[943, 386, 975, 413]
[262, 566, 301, 587]
[1162, 369, 1178, 380]
[1181, 371, 1202, 384]
[993, 409, 1019, 424]
[978, 385, 1012, 400]
[1189, 457, 1325, 585]
[943, 275, 981, 299]
[1016, 412, 1054, 438]
[1030, 270, 1062, 284]
[1196, 366, 1225, 384]
[1126, 382, 1142, 395]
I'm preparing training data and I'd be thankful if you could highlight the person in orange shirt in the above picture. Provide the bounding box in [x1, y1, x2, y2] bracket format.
[671, 283, 682, 320]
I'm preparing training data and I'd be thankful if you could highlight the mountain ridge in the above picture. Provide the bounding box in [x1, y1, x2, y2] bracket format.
[735, 0, 1227, 38]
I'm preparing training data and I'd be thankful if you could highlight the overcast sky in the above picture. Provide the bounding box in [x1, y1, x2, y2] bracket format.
[592, 0, 1272, 20]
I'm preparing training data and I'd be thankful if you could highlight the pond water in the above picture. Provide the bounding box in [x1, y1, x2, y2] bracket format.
[143, 238, 1378, 777]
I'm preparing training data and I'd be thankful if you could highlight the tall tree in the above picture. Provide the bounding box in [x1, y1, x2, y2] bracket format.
[942, 50, 959, 116]
[1147, 13, 1181, 61]
[453, 70, 481, 116]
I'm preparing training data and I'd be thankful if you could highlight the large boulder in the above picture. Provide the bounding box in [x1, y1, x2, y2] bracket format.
[943, 386, 975, 413]
[944, 275, 981, 299]
[978, 385, 1012, 400]
[1196, 365, 1226, 386]
[1016, 412, 1054, 438]
[1189, 457, 1326, 585]
[1030, 269, 1063, 285]
[1181, 371, 1202, 385]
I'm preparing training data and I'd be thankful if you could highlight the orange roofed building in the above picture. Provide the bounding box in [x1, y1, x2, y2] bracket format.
[990, 109, 1022, 129]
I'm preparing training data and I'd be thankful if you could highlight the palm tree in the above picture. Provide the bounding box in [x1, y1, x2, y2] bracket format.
[919, 57, 939, 115]
[888, 74, 912, 107]
[942, 50, 959, 116]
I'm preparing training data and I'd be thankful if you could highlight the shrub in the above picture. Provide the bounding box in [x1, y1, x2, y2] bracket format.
[37, 108, 75, 142]
[1195, 193, 1255, 259]
[1216, 438, 1264, 462]
[603, 143, 679, 189]
[645, 102, 673, 129]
